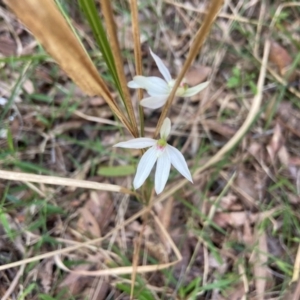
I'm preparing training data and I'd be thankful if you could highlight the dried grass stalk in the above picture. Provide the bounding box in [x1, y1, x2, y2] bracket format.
[100, 0, 138, 137]
[129, 0, 145, 136]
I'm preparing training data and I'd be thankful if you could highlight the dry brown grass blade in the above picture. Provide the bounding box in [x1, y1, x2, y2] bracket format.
[100, 0, 138, 137]
[129, 0, 145, 136]
[129, 0, 143, 85]
[4, 0, 135, 135]
[154, 0, 224, 137]
[0, 170, 134, 194]
[164, 0, 258, 25]
[253, 231, 269, 300]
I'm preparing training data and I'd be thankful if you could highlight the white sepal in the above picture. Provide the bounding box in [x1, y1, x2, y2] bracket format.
[149, 48, 172, 82]
[182, 81, 209, 97]
[167, 145, 193, 182]
[132, 76, 169, 96]
[127, 80, 141, 88]
[155, 151, 171, 194]
[133, 146, 157, 189]
[114, 138, 156, 149]
[140, 96, 168, 109]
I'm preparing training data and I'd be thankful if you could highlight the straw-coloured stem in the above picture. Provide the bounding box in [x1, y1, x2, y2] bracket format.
[129, 0, 145, 136]
[100, 0, 139, 137]
[0, 170, 134, 194]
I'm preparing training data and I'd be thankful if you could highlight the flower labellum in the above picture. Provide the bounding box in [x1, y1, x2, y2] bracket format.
[127, 49, 209, 109]
[113, 118, 193, 194]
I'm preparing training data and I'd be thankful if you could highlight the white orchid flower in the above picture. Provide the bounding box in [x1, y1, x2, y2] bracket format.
[127, 49, 209, 109]
[114, 118, 193, 194]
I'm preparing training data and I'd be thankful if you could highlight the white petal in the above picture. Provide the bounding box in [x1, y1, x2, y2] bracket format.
[149, 48, 172, 82]
[114, 138, 156, 149]
[182, 81, 209, 97]
[133, 146, 157, 190]
[140, 96, 168, 109]
[155, 151, 171, 194]
[132, 76, 169, 96]
[128, 80, 141, 88]
[167, 145, 193, 182]
[160, 118, 171, 139]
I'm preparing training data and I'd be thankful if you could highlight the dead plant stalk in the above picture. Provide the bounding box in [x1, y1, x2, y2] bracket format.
[100, 0, 139, 137]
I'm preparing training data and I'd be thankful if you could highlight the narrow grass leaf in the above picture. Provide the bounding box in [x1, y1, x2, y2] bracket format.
[0, 211, 14, 240]
[6, 128, 14, 152]
[38, 295, 57, 300]
[98, 165, 136, 177]
[78, 0, 120, 89]
[18, 284, 36, 300]
[0, 61, 31, 121]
